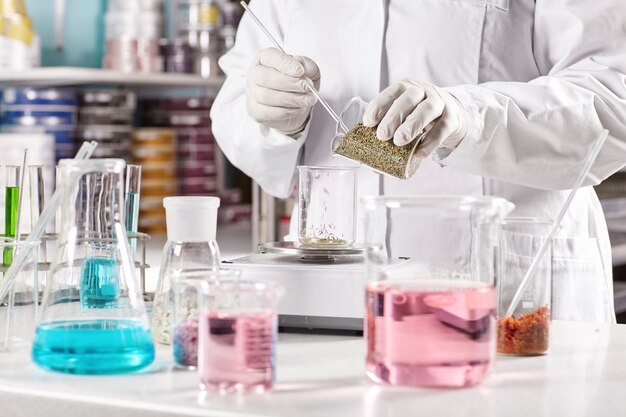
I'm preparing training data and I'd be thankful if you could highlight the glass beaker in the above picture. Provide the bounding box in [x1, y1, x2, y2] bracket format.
[497, 217, 553, 355]
[198, 278, 285, 394]
[331, 97, 427, 179]
[151, 196, 221, 345]
[0, 238, 39, 352]
[297, 166, 358, 248]
[362, 195, 514, 388]
[32, 159, 155, 375]
[172, 269, 241, 369]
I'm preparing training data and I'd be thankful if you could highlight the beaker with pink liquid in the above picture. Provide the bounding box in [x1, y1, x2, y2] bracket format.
[197, 277, 285, 394]
[362, 196, 514, 388]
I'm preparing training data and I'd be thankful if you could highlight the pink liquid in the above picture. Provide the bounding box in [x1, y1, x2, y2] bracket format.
[198, 309, 276, 393]
[366, 280, 496, 388]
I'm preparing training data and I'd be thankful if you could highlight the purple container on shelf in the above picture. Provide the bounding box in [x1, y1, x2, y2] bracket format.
[179, 148, 216, 162]
[141, 111, 210, 127]
[181, 178, 219, 195]
[141, 97, 212, 112]
[159, 39, 195, 74]
[179, 160, 219, 177]
[177, 130, 214, 145]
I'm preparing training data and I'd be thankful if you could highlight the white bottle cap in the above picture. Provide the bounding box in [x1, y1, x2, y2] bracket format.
[163, 196, 220, 242]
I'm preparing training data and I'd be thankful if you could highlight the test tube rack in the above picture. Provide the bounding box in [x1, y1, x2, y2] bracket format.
[0, 232, 152, 299]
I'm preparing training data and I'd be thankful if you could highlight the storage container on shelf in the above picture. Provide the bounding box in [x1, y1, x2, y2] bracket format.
[0, 0, 39, 70]
[79, 90, 136, 108]
[131, 128, 178, 235]
[103, 1, 164, 73]
[77, 90, 136, 160]
[159, 39, 194, 74]
[0, 88, 77, 161]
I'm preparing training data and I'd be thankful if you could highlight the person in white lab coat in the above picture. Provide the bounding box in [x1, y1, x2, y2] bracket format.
[210, 0, 626, 323]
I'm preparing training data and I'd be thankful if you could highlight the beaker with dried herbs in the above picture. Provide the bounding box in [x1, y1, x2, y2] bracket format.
[331, 97, 428, 179]
[497, 218, 554, 355]
[297, 166, 358, 248]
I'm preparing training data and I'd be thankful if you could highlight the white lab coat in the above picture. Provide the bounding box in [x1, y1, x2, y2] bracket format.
[210, 0, 626, 323]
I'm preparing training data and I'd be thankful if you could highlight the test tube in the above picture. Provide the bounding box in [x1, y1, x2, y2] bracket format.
[125, 165, 142, 251]
[4, 166, 21, 265]
[29, 166, 48, 286]
[29, 166, 45, 229]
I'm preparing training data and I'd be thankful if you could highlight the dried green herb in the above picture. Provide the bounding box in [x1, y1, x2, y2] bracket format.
[300, 224, 348, 247]
[333, 124, 421, 179]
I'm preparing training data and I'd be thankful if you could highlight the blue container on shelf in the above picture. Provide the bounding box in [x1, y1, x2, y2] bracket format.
[0, 88, 78, 161]
[1, 108, 77, 126]
[1, 88, 79, 106]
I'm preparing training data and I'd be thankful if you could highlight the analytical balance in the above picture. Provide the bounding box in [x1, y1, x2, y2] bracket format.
[225, 241, 366, 331]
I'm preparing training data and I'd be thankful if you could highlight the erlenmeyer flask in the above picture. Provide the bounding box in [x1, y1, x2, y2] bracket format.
[32, 159, 155, 375]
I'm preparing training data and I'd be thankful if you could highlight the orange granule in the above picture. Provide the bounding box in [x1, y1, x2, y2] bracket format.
[497, 306, 550, 355]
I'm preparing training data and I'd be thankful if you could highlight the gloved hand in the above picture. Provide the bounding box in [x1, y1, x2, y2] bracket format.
[246, 47, 321, 135]
[363, 79, 468, 157]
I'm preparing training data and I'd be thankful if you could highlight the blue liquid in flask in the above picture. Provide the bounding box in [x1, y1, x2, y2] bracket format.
[32, 319, 155, 374]
[80, 257, 120, 309]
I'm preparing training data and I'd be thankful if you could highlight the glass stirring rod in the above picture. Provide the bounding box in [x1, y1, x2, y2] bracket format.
[239, 1, 349, 133]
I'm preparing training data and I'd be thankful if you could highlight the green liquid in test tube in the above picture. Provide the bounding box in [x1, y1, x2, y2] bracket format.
[125, 165, 141, 253]
[4, 166, 20, 266]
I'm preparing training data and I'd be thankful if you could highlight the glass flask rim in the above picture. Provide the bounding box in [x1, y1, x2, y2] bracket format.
[361, 194, 515, 213]
[58, 158, 126, 171]
[297, 165, 359, 172]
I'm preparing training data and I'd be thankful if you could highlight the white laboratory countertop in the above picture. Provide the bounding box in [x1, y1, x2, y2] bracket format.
[0, 321, 625, 417]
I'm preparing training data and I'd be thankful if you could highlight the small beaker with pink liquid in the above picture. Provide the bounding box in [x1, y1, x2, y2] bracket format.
[362, 196, 514, 388]
[171, 269, 242, 368]
[197, 277, 285, 394]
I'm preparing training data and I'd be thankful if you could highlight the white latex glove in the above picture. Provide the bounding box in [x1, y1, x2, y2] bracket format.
[363, 79, 468, 157]
[246, 47, 321, 135]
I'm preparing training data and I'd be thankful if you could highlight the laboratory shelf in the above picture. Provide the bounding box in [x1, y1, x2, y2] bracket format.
[0, 321, 625, 417]
[0, 67, 225, 88]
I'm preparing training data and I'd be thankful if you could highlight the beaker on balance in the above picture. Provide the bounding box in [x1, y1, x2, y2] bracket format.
[31, 159, 155, 375]
[297, 166, 358, 249]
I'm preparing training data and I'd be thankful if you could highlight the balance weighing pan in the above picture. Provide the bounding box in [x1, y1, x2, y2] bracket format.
[258, 241, 364, 264]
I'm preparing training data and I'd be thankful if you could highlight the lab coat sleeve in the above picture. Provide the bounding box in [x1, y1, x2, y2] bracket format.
[437, 0, 626, 191]
[209, 0, 307, 199]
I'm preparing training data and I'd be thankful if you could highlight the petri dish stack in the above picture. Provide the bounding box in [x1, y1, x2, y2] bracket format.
[139, 97, 222, 197]
[0, 88, 77, 161]
[131, 128, 177, 235]
[103, 0, 164, 73]
[76, 90, 136, 160]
